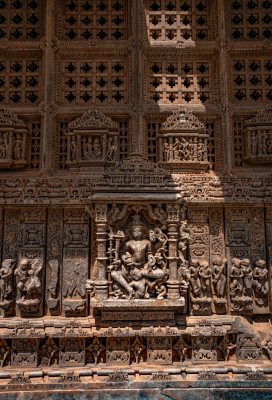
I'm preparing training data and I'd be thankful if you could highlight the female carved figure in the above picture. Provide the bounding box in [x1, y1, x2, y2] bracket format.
[252, 259, 269, 306]
[240, 258, 253, 297]
[106, 136, 115, 161]
[71, 135, 77, 161]
[13, 133, 23, 160]
[212, 257, 227, 298]
[198, 259, 212, 298]
[189, 260, 201, 298]
[92, 138, 102, 159]
[83, 136, 92, 159]
[229, 258, 244, 298]
[0, 259, 16, 304]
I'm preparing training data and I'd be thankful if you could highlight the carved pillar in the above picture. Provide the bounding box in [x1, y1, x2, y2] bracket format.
[66, 135, 71, 163]
[76, 134, 81, 161]
[21, 129, 27, 160]
[166, 204, 180, 299]
[94, 203, 108, 301]
[113, 134, 119, 162]
[7, 130, 13, 160]
[102, 133, 107, 161]
[158, 137, 163, 162]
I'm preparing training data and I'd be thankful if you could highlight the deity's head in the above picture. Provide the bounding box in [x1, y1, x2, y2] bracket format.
[240, 258, 250, 267]
[254, 259, 266, 268]
[231, 258, 240, 267]
[19, 258, 29, 270]
[131, 214, 143, 240]
[2, 259, 15, 269]
[93, 138, 100, 150]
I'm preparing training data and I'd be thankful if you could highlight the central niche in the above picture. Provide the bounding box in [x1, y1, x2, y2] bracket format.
[108, 212, 169, 300]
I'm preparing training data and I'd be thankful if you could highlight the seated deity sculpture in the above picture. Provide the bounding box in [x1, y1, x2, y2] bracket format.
[108, 215, 169, 300]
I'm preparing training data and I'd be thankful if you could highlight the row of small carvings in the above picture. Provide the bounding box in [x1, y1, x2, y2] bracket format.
[184, 257, 269, 315]
[0, 332, 271, 367]
[3, 369, 272, 385]
[0, 323, 229, 338]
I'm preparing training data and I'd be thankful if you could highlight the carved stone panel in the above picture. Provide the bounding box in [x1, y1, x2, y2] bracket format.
[106, 337, 130, 366]
[59, 338, 85, 367]
[3, 209, 21, 260]
[62, 208, 89, 317]
[62, 249, 88, 317]
[147, 337, 172, 365]
[0, 110, 29, 169]
[188, 208, 209, 260]
[11, 338, 38, 367]
[250, 208, 266, 261]
[66, 110, 119, 167]
[244, 108, 272, 163]
[45, 208, 63, 315]
[236, 334, 262, 364]
[192, 336, 217, 364]
[225, 208, 250, 259]
[158, 109, 209, 170]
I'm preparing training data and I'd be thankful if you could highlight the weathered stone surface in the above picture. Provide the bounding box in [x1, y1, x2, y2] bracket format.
[0, 0, 271, 396]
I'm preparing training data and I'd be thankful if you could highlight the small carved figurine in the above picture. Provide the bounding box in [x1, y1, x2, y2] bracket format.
[212, 257, 227, 299]
[0, 259, 16, 306]
[15, 258, 43, 309]
[252, 259, 269, 308]
[13, 133, 23, 161]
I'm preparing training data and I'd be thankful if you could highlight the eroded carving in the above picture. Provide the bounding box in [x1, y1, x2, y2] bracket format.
[15, 258, 43, 314]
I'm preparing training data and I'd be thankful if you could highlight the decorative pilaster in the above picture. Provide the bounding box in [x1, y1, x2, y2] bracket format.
[94, 203, 108, 301]
[166, 204, 180, 299]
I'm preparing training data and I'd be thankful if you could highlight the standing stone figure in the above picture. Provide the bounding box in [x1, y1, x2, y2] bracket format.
[0, 259, 16, 310]
[252, 259, 269, 311]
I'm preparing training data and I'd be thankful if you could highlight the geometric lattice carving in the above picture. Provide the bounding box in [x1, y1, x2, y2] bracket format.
[0, 0, 43, 41]
[58, 0, 128, 41]
[29, 121, 41, 169]
[58, 56, 127, 105]
[147, 59, 214, 104]
[228, 0, 272, 41]
[0, 56, 42, 105]
[231, 57, 272, 103]
[233, 119, 244, 167]
[145, 0, 213, 42]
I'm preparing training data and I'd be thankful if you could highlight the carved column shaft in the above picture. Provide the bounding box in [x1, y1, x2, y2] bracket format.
[166, 204, 180, 299]
[94, 204, 108, 300]
[66, 136, 71, 163]
[20, 129, 27, 160]
[7, 129, 13, 159]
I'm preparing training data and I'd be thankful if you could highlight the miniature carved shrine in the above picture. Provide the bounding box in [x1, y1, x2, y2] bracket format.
[0, 1, 271, 399]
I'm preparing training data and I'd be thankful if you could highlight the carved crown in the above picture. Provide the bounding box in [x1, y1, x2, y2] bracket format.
[246, 106, 272, 126]
[161, 108, 205, 132]
[68, 109, 118, 130]
[0, 109, 25, 127]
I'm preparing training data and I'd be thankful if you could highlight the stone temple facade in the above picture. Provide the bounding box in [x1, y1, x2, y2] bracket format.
[0, 0, 271, 399]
